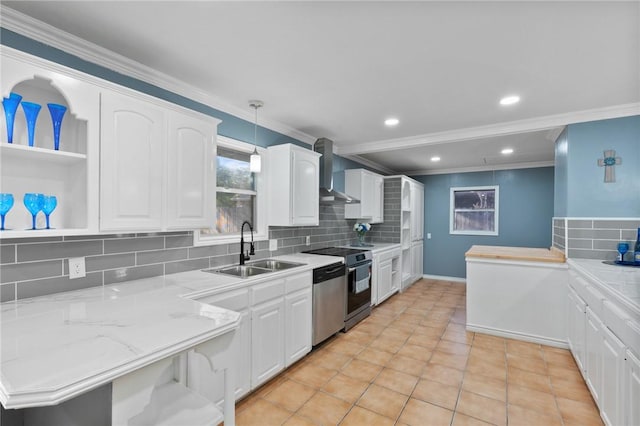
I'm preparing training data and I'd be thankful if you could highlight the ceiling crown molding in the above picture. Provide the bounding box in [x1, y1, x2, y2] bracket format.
[338, 103, 640, 156]
[406, 160, 556, 177]
[340, 154, 397, 175]
[0, 5, 317, 145]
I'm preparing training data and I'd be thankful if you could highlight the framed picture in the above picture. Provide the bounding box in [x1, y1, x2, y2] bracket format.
[450, 186, 499, 236]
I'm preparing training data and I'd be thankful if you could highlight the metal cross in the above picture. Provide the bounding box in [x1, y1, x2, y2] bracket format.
[597, 150, 622, 183]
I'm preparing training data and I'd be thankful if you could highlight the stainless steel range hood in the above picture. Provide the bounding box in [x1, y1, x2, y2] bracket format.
[313, 138, 361, 205]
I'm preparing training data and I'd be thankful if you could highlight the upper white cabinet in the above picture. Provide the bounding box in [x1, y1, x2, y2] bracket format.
[267, 144, 320, 226]
[0, 47, 100, 237]
[1, 47, 219, 237]
[100, 90, 218, 232]
[411, 181, 424, 241]
[166, 112, 216, 230]
[344, 169, 384, 223]
[100, 91, 165, 231]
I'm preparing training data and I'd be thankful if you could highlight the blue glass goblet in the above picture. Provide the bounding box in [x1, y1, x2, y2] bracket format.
[23, 193, 44, 230]
[2, 92, 22, 143]
[42, 195, 57, 229]
[21, 102, 41, 147]
[47, 104, 67, 150]
[0, 193, 14, 230]
[617, 242, 629, 262]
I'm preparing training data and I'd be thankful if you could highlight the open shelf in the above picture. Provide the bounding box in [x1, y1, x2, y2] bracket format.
[0, 142, 86, 165]
[0, 228, 91, 239]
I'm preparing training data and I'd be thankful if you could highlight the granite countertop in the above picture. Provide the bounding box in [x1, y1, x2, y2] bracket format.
[0, 253, 342, 409]
[568, 258, 640, 315]
[465, 245, 566, 263]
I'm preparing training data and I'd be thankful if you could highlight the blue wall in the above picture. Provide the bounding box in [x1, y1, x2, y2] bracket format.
[558, 116, 640, 217]
[413, 167, 555, 279]
[1, 27, 374, 181]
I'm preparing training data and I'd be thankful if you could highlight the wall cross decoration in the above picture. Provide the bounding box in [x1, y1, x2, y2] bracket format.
[597, 150, 621, 183]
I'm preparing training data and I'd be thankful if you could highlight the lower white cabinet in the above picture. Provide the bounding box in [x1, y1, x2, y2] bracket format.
[285, 288, 312, 367]
[371, 246, 401, 305]
[585, 306, 603, 406]
[410, 241, 423, 283]
[567, 286, 586, 372]
[193, 270, 312, 403]
[600, 324, 625, 426]
[626, 349, 640, 426]
[251, 297, 286, 387]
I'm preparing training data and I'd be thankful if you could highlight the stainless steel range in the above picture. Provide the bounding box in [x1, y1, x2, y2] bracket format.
[304, 247, 373, 334]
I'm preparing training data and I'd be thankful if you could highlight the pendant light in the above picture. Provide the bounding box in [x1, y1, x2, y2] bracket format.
[249, 100, 263, 173]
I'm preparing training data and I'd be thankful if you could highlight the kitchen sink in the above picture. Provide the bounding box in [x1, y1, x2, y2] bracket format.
[202, 259, 305, 278]
[203, 265, 272, 278]
[246, 259, 305, 270]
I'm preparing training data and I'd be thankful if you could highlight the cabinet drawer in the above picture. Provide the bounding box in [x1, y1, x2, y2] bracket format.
[197, 288, 250, 312]
[627, 319, 640, 359]
[252, 279, 286, 305]
[584, 284, 605, 316]
[285, 272, 312, 294]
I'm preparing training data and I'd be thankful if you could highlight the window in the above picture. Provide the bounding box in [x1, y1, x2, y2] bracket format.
[450, 186, 499, 236]
[194, 136, 267, 245]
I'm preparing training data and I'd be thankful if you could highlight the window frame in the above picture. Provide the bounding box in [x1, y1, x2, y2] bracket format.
[449, 185, 499, 236]
[193, 135, 268, 246]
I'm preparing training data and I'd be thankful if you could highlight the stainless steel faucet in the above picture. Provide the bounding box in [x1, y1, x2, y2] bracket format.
[239, 221, 255, 265]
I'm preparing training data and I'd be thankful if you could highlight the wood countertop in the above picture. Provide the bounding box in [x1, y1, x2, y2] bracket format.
[465, 245, 566, 263]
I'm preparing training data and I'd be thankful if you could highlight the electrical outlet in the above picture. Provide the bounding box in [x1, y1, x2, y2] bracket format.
[69, 257, 86, 279]
[427, 233, 432, 239]
[269, 239, 278, 251]
[306, 236, 311, 246]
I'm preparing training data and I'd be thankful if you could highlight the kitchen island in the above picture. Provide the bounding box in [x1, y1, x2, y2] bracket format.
[0, 253, 341, 426]
[465, 245, 568, 347]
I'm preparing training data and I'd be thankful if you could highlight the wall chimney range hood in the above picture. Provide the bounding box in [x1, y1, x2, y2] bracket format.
[313, 138, 361, 205]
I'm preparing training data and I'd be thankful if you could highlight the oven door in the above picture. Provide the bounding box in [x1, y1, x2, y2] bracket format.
[347, 261, 372, 317]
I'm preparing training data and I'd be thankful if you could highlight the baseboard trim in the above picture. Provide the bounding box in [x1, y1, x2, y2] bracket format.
[422, 274, 467, 283]
[466, 324, 569, 349]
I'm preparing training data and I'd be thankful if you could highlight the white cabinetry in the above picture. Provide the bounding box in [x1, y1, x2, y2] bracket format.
[344, 169, 384, 223]
[100, 91, 165, 231]
[411, 241, 423, 282]
[372, 246, 401, 305]
[101, 91, 218, 232]
[567, 261, 640, 426]
[1, 47, 100, 237]
[267, 144, 321, 226]
[410, 181, 424, 241]
[166, 111, 216, 229]
[251, 294, 286, 387]
[194, 270, 312, 402]
[626, 349, 640, 426]
[395, 176, 424, 289]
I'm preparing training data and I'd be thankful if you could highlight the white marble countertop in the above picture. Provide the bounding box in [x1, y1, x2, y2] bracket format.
[0, 253, 342, 409]
[568, 258, 640, 316]
[339, 242, 401, 254]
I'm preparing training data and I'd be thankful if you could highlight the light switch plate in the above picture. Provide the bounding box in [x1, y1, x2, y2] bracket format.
[269, 239, 278, 251]
[427, 233, 432, 239]
[69, 257, 86, 279]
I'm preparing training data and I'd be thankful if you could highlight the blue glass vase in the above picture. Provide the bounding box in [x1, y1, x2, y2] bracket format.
[47, 103, 67, 150]
[2, 92, 22, 143]
[21, 102, 41, 147]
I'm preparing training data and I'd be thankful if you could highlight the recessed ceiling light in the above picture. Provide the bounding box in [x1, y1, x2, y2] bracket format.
[499, 95, 520, 106]
[501, 148, 514, 155]
[384, 118, 399, 126]
[431, 156, 441, 162]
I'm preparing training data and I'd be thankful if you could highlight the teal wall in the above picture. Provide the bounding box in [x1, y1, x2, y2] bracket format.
[0, 27, 374, 187]
[413, 167, 555, 279]
[557, 116, 640, 217]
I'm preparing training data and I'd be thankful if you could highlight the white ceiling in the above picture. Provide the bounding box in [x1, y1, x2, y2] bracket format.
[2, 1, 639, 174]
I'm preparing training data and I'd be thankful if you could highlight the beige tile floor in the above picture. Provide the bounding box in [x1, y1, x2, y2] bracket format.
[234, 279, 603, 426]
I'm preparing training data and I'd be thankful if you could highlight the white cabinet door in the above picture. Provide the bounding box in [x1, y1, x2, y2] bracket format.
[377, 258, 393, 304]
[626, 350, 640, 426]
[600, 325, 625, 426]
[291, 148, 320, 226]
[100, 91, 164, 231]
[411, 242, 423, 282]
[373, 174, 384, 223]
[567, 286, 587, 373]
[251, 297, 285, 387]
[166, 111, 216, 230]
[267, 144, 320, 226]
[410, 182, 424, 241]
[585, 307, 603, 407]
[285, 288, 312, 367]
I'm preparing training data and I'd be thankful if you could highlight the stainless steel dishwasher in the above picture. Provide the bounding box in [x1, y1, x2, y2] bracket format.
[311, 262, 347, 346]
